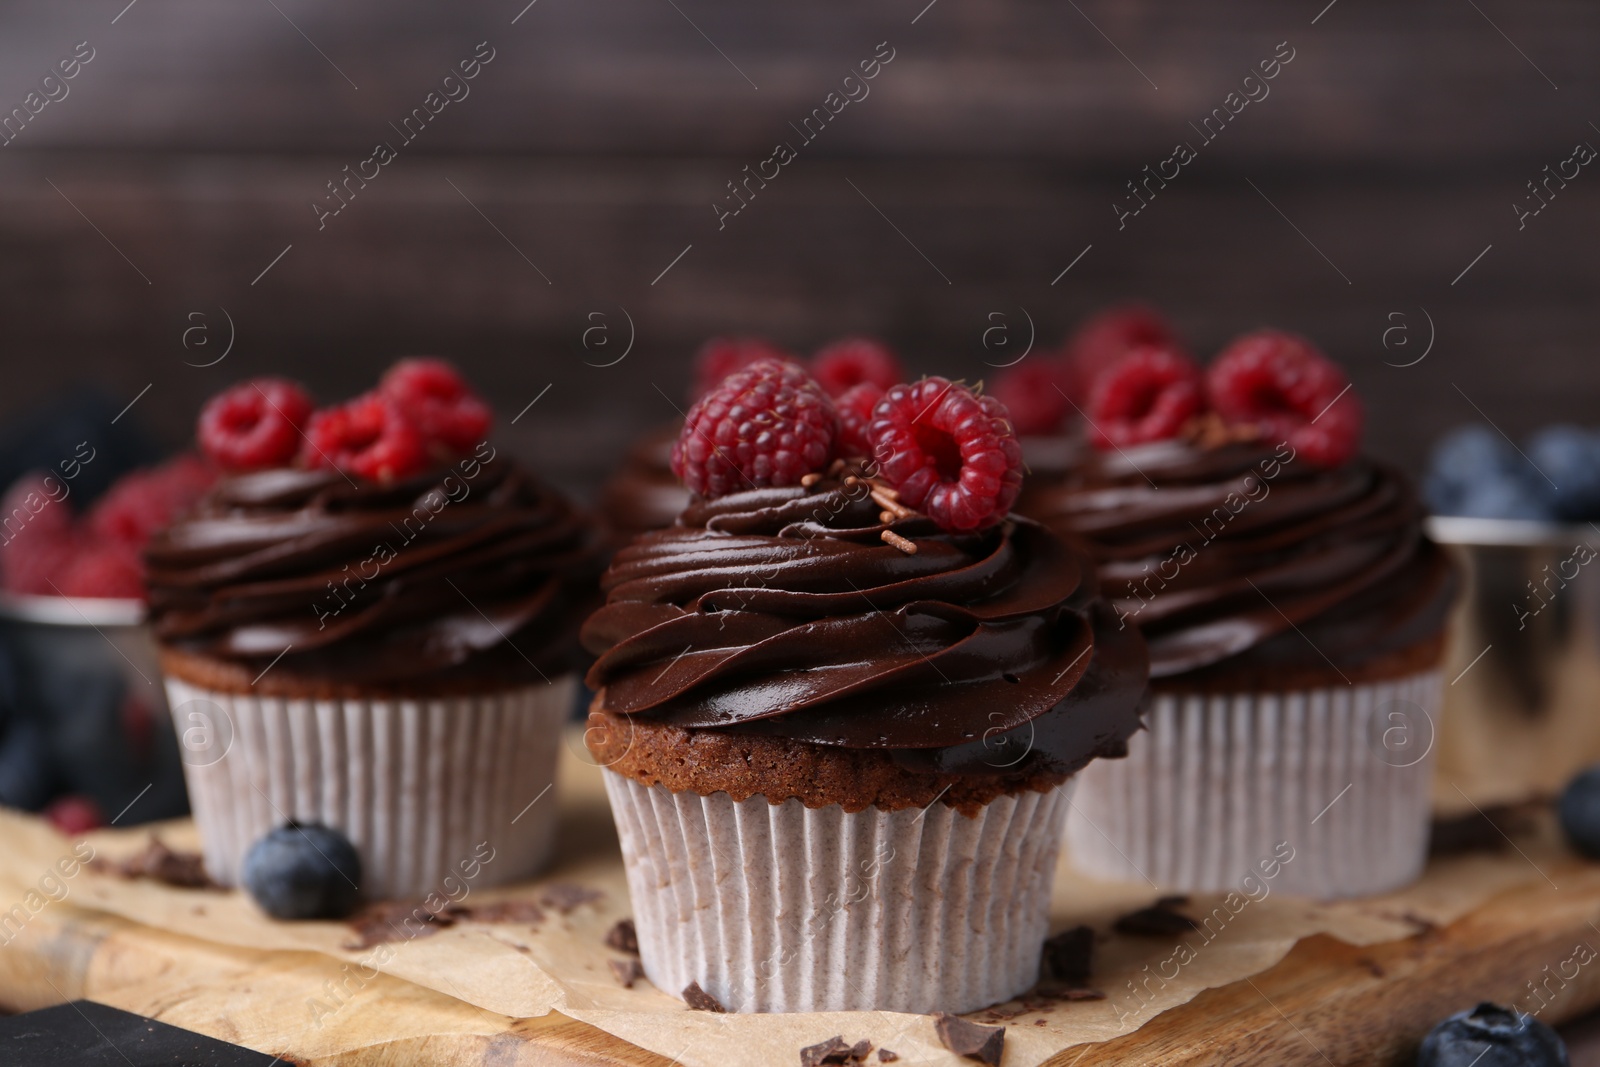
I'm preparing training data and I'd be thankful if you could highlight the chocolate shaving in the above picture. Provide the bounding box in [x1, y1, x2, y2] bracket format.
[1113, 897, 1198, 937]
[342, 897, 546, 949]
[878, 1051, 899, 1063]
[798, 1036, 872, 1066]
[682, 981, 726, 1012]
[540, 882, 603, 914]
[609, 958, 644, 989]
[932, 1013, 1004, 1065]
[606, 918, 639, 955]
[1041, 924, 1093, 986]
[1429, 800, 1544, 856]
[99, 837, 216, 889]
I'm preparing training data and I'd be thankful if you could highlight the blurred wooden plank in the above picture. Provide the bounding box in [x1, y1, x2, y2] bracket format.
[0, 151, 1592, 490]
[0, 0, 1590, 164]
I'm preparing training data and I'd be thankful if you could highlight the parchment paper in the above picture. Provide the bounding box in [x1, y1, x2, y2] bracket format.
[0, 736, 1576, 1067]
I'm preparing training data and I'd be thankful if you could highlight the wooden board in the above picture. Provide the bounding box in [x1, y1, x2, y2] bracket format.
[2, 821, 1600, 1066]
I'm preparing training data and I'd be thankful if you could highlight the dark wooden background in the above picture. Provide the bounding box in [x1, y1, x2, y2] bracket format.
[0, 0, 1595, 498]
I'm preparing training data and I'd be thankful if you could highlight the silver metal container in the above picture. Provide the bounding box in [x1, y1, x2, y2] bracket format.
[0, 592, 187, 821]
[1428, 517, 1600, 809]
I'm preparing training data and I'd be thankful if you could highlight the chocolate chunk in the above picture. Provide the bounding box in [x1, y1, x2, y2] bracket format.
[540, 883, 603, 914]
[1041, 924, 1093, 985]
[682, 981, 726, 1012]
[799, 1037, 872, 1066]
[1113, 899, 1198, 937]
[878, 1051, 899, 1063]
[609, 958, 644, 989]
[1429, 801, 1542, 856]
[932, 1013, 1004, 1065]
[605, 918, 639, 955]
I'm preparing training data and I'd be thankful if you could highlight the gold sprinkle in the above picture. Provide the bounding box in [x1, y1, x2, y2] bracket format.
[870, 488, 915, 519]
[874, 484, 900, 501]
[881, 530, 917, 555]
[844, 475, 861, 488]
[826, 458, 848, 477]
[879, 510, 896, 524]
[800, 473, 821, 488]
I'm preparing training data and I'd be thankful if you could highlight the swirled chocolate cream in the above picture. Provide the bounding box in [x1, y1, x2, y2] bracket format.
[582, 364, 1148, 814]
[147, 449, 602, 696]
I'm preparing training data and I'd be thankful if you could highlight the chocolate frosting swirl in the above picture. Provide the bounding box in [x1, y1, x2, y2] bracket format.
[581, 481, 1147, 778]
[144, 447, 603, 684]
[1019, 439, 1458, 679]
[597, 424, 691, 539]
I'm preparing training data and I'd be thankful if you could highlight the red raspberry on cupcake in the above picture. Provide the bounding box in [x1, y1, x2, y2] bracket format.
[197, 378, 313, 471]
[672, 359, 836, 497]
[1087, 346, 1204, 450]
[689, 337, 796, 401]
[868, 377, 1023, 532]
[810, 338, 903, 398]
[304, 394, 429, 483]
[380, 358, 492, 456]
[991, 358, 1073, 436]
[1064, 303, 1178, 402]
[834, 382, 884, 459]
[1208, 329, 1363, 468]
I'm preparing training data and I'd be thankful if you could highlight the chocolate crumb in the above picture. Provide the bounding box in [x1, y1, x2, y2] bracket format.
[609, 958, 644, 989]
[932, 1012, 1004, 1065]
[99, 837, 216, 889]
[343, 900, 457, 949]
[540, 882, 603, 914]
[605, 918, 639, 955]
[1041, 924, 1094, 986]
[1357, 957, 1385, 978]
[1055, 988, 1106, 1001]
[878, 1050, 899, 1063]
[1113, 898, 1198, 937]
[682, 980, 726, 1012]
[463, 900, 546, 924]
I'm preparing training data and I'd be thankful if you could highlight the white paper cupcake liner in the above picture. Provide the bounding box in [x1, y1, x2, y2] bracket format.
[1066, 671, 1443, 900]
[164, 675, 574, 900]
[603, 773, 1072, 1014]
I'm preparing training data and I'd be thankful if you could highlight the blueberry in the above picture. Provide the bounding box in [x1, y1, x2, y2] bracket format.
[1429, 425, 1520, 490]
[1418, 1003, 1567, 1067]
[1529, 425, 1600, 520]
[242, 822, 363, 920]
[1451, 475, 1554, 521]
[1559, 766, 1600, 858]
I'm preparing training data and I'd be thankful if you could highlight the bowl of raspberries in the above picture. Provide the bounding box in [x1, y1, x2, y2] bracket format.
[0, 452, 216, 833]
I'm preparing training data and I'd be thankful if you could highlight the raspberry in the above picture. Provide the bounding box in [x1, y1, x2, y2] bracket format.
[689, 337, 795, 400]
[1064, 303, 1178, 402]
[303, 394, 429, 482]
[990, 358, 1072, 436]
[58, 541, 145, 599]
[1087, 346, 1204, 450]
[89, 455, 215, 549]
[868, 377, 1023, 532]
[0, 473, 78, 594]
[197, 378, 313, 471]
[810, 338, 904, 398]
[44, 795, 105, 836]
[379, 357, 491, 456]
[1208, 330, 1364, 468]
[671, 359, 836, 498]
[834, 382, 884, 459]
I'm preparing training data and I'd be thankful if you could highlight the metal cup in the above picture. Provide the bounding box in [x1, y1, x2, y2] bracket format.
[1428, 517, 1600, 809]
[0, 592, 187, 822]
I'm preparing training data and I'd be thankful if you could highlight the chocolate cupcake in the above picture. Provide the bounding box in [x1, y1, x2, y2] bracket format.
[583, 360, 1147, 1013]
[145, 364, 603, 898]
[1024, 329, 1460, 898]
[596, 424, 691, 540]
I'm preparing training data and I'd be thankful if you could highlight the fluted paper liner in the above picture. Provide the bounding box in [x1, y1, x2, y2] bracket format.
[604, 772, 1071, 1014]
[164, 675, 573, 899]
[1067, 671, 1444, 899]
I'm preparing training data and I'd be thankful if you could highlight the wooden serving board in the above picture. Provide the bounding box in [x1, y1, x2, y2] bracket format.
[0, 819, 1598, 1067]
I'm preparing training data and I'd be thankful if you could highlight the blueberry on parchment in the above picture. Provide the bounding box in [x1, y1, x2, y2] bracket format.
[242, 821, 362, 920]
